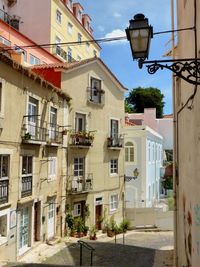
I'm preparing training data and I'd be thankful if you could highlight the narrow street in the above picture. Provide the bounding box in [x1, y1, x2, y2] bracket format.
[43, 231, 174, 267]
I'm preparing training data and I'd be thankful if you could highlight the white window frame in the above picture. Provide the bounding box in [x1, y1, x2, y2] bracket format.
[48, 156, 57, 181]
[110, 159, 118, 175]
[77, 33, 82, 43]
[73, 203, 81, 217]
[68, 47, 72, 62]
[77, 9, 82, 21]
[75, 113, 86, 132]
[86, 42, 90, 53]
[109, 194, 118, 212]
[67, 22, 73, 35]
[29, 54, 40, 65]
[125, 141, 135, 164]
[0, 78, 5, 118]
[56, 9, 62, 24]
[67, 0, 73, 10]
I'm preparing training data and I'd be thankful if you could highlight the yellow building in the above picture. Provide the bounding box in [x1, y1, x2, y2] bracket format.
[0, 53, 70, 261]
[33, 57, 127, 232]
[8, 0, 101, 62]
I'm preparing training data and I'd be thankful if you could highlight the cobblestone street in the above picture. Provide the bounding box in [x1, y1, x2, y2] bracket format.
[3, 230, 174, 267]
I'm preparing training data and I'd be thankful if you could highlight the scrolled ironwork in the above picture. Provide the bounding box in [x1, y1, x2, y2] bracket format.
[142, 59, 200, 85]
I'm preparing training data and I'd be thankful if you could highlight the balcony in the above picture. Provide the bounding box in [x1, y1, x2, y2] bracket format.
[69, 131, 94, 148]
[21, 176, 32, 198]
[21, 118, 47, 144]
[0, 9, 20, 30]
[53, 45, 67, 61]
[0, 180, 8, 205]
[68, 173, 93, 194]
[107, 135, 123, 149]
[87, 87, 105, 106]
[47, 123, 62, 145]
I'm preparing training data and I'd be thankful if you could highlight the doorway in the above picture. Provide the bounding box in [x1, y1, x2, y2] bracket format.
[95, 205, 102, 230]
[34, 201, 41, 241]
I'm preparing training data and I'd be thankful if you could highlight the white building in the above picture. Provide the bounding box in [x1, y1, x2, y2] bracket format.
[124, 121, 163, 208]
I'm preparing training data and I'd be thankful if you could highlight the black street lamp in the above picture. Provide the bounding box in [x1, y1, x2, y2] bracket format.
[124, 168, 139, 182]
[126, 14, 200, 85]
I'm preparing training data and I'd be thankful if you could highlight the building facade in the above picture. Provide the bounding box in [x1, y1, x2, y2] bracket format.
[174, 0, 200, 266]
[124, 123, 163, 208]
[7, 0, 101, 62]
[33, 57, 126, 229]
[0, 53, 70, 261]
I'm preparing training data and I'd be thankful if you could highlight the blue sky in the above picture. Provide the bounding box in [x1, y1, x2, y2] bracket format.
[78, 0, 174, 115]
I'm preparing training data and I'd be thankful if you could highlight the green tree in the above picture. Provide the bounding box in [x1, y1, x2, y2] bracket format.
[126, 87, 165, 118]
[124, 99, 135, 113]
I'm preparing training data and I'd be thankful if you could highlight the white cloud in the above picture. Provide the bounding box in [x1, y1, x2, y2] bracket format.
[113, 12, 121, 18]
[103, 29, 126, 45]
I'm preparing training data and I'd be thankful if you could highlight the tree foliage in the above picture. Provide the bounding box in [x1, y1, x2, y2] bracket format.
[126, 87, 165, 118]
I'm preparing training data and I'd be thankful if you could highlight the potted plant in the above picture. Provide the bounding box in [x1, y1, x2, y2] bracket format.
[83, 225, 89, 236]
[89, 225, 97, 240]
[119, 219, 130, 233]
[23, 132, 32, 140]
[107, 216, 117, 237]
[74, 217, 85, 238]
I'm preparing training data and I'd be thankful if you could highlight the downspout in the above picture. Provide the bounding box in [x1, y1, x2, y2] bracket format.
[170, 1, 178, 266]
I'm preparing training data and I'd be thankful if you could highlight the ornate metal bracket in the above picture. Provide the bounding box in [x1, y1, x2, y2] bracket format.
[140, 58, 200, 85]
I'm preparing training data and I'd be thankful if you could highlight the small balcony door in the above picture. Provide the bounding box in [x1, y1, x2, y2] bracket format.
[75, 113, 86, 132]
[19, 207, 29, 255]
[110, 119, 119, 145]
[49, 107, 57, 140]
[48, 201, 55, 239]
[90, 78, 101, 103]
[28, 97, 38, 139]
[72, 157, 85, 192]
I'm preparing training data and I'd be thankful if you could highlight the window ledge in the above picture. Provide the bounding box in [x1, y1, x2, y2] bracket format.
[0, 202, 11, 210]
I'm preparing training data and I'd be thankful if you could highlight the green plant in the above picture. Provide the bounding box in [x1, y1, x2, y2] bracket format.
[162, 176, 173, 190]
[74, 217, 85, 233]
[23, 132, 31, 140]
[84, 204, 90, 220]
[66, 213, 74, 230]
[89, 225, 97, 240]
[119, 219, 130, 233]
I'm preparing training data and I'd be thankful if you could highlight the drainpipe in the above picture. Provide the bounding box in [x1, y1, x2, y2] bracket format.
[170, 0, 178, 266]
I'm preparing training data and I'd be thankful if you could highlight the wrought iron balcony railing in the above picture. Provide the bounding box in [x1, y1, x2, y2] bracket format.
[47, 123, 62, 144]
[69, 131, 94, 147]
[0, 9, 20, 30]
[22, 117, 47, 143]
[53, 45, 67, 61]
[67, 173, 93, 193]
[0, 179, 8, 205]
[87, 87, 105, 106]
[21, 176, 32, 198]
[107, 135, 123, 148]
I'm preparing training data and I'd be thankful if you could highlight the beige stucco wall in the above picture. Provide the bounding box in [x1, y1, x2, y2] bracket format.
[175, 0, 200, 266]
[0, 60, 67, 261]
[61, 60, 125, 227]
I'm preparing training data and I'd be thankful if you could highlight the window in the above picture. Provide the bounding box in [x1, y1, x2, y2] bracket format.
[22, 156, 32, 175]
[0, 36, 11, 46]
[90, 77, 102, 103]
[0, 155, 9, 204]
[77, 10, 82, 21]
[49, 107, 57, 140]
[77, 33, 82, 43]
[125, 142, 134, 162]
[21, 156, 33, 197]
[110, 194, 118, 212]
[30, 54, 40, 65]
[68, 0, 73, 10]
[86, 42, 90, 53]
[110, 159, 118, 174]
[73, 203, 81, 217]
[74, 157, 84, 177]
[67, 22, 73, 34]
[68, 47, 72, 62]
[93, 50, 97, 57]
[48, 157, 57, 180]
[28, 97, 39, 139]
[75, 113, 86, 132]
[56, 9, 62, 24]
[148, 142, 151, 162]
